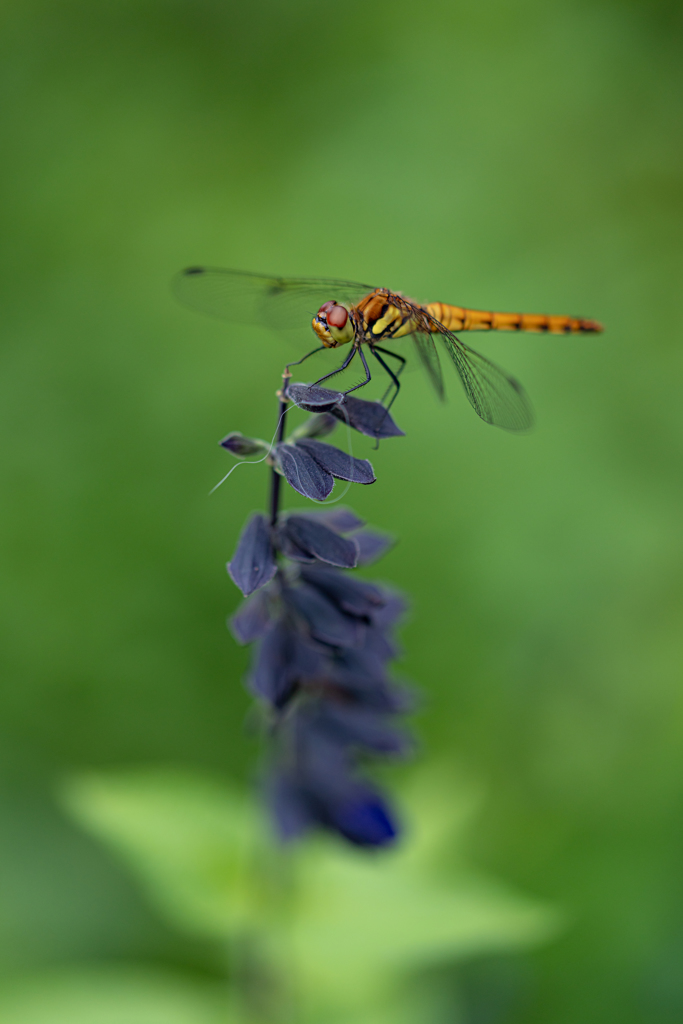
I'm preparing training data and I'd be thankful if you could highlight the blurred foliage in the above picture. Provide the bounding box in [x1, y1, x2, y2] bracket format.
[0, 0, 682, 1021]
[0, 967, 229, 1024]
[55, 766, 557, 1023]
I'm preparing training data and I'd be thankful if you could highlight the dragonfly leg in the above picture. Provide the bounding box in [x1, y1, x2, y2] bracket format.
[371, 347, 401, 411]
[343, 344, 372, 395]
[308, 343, 358, 390]
[285, 345, 326, 374]
[373, 345, 406, 376]
[372, 345, 406, 406]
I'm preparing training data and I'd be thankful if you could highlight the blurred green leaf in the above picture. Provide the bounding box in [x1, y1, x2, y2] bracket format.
[292, 845, 556, 1012]
[61, 769, 266, 940]
[290, 767, 559, 1017]
[61, 766, 559, 1022]
[0, 966, 233, 1024]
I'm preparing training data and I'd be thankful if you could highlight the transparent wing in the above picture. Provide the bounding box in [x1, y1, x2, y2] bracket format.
[439, 332, 534, 432]
[173, 267, 375, 332]
[412, 331, 445, 400]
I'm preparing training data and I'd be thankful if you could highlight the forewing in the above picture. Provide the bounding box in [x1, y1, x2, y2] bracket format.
[173, 267, 374, 331]
[412, 331, 444, 400]
[439, 333, 534, 432]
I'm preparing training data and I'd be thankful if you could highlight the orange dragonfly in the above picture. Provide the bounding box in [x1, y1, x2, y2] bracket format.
[174, 267, 603, 432]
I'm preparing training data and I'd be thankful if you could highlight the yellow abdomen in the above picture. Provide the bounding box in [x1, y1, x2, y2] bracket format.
[426, 302, 603, 335]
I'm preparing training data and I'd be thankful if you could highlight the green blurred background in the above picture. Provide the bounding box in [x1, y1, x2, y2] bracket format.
[1, 0, 683, 1020]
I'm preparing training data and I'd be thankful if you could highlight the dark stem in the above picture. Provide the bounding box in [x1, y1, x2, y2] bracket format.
[269, 374, 289, 527]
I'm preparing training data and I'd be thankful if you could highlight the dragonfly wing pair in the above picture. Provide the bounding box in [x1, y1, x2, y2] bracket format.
[173, 267, 373, 332]
[412, 328, 532, 431]
[174, 267, 533, 432]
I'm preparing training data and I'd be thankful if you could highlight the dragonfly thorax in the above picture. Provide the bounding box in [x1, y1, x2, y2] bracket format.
[312, 301, 355, 348]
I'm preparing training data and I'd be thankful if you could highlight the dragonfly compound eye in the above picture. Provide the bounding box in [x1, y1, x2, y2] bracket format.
[327, 304, 348, 329]
[312, 301, 353, 347]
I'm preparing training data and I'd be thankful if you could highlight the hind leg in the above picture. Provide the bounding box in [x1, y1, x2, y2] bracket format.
[371, 347, 402, 411]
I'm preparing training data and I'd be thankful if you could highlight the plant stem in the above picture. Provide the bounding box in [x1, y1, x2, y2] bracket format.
[269, 375, 289, 527]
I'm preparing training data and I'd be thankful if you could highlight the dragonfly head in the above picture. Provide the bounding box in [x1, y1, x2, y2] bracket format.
[312, 301, 354, 348]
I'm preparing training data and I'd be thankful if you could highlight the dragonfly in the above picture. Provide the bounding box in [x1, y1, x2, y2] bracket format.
[173, 267, 603, 432]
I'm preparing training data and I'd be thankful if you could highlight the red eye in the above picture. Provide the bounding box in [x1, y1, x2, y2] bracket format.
[327, 304, 348, 329]
[318, 301, 336, 316]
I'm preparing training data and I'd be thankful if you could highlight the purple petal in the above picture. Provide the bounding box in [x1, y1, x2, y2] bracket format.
[249, 622, 324, 708]
[295, 413, 338, 440]
[308, 701, 412, 756]
[331, 395, 405, 439]
[296, 439, 376, 484]
[219, 432, 265, 456]
[229, 588, 274, 644]
[267, 772, 313, 841]
[275, 444, 333, 501]
[300, 567, 385, 619]
[328, 788, 399, 846]
[283, 515, 359, 568]
[300, 507, 366, 533]
[274, 522, 318, 563]
[353, 529, 394, 566]
[370, 590, 408, 629]
[286, 382, 345, 412]
[227, 513, 277, 596]
[283, 583, 364, 648]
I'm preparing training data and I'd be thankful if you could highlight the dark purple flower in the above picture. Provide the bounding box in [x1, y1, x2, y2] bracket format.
[294, 439, 376, 485]
[285, 382, 345, 412]
[353, 529, 395, 565]
[282, 582, 365, 648]
[229, 531, 412, 846]
[274, 444, 334, 501]
[267, 714, 400, 847]
[285, 383, 405, 440]
[278, 514, 359, 568]
[310, 507, 366, 533]
[229, 588, 274, 644]
[271, 769, 398, 847]
[227, 514, 277, 596]
[249, 620, 324, 709]
[291, 412, 339, 440]
[330, 394, 405, 439]
[300, 566, 385, 620]
[219, 432, 267, 457]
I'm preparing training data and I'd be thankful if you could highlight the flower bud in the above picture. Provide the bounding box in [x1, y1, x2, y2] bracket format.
[292, 413, 338, 440]
[219, 432, 267, 457]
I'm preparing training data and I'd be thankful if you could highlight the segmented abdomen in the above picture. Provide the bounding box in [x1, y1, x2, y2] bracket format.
[425, 302, 603, 334]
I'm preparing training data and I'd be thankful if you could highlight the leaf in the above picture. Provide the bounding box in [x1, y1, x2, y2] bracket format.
[60, 770, 264, 940]
[61, 767, 562, 1024]
[227, 514, 277, 596]
[295, 439, 376, 484]
[274, 444, 333, 501]
[0, 967, 232, 1024]
[291, 844, 560, 1016]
